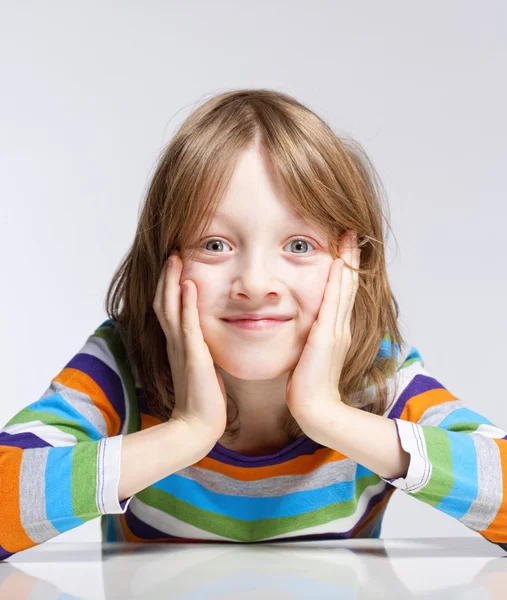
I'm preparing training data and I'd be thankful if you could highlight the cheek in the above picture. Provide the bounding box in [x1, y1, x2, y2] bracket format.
[302, 292, 325, 322]
[184, 262, 330, 318]
[180, 263, 211, 301]
[300, 272, 329, 317]
[190, 278, 220, 318]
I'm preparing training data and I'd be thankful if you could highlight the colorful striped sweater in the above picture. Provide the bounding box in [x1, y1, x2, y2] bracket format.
[1, 319, 506, 560]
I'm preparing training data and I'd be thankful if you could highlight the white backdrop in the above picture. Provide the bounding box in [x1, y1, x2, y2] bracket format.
[1, 0, 506, 544]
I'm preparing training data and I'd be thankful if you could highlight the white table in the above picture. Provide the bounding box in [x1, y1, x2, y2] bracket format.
[1, 537, 506, 599]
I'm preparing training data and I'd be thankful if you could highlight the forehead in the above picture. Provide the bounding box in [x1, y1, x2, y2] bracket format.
[209, 209, 329, 246]
[212, 209, 308, 225]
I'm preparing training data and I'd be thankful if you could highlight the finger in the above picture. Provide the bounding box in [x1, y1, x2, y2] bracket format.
[165, 254, 183, 340]
[334, 232, 356, 330]
[316, 257, 343, 336]
[335, 252, 353, 332]
[180, 279, 207, 365]
[153, 257, 172, 339]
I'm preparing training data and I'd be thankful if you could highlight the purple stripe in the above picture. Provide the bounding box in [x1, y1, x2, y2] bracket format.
[122, 484, 392, 543]
[208, 436, 322, 467]
[136, 388, 150, 415]
[0, 544, 14, 561]
[0, 431, 52, 449]
[344, 485, 392, 537]
[65, 352, 126, 432]
[388, 374, 446, 419]
[124, 507, 181, 540]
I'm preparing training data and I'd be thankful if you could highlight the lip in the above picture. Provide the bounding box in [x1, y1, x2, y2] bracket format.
[221, 318, 292, 331]
[222, 314, 293, 321]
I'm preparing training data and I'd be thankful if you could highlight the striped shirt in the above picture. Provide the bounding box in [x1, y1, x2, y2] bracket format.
[1, 319, 506, 560]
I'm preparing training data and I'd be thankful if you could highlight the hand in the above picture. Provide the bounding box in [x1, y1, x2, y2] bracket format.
[285, 230, 361, 436]
[152, 252, 228, 443]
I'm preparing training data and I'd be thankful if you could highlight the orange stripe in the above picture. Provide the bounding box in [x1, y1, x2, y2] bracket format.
[399, 386, 458, 422]
[53, 367, 121, 437]
[400, 386, 507, 543]
[136, 414, 349, 480]
[133, 410, 353, 485]
[0, 446, 38, 553]
[140, 413, 162, 430]
[479, 438, 507, 543]
[195, 446, 348, 481]
[118, 512, 149, 542]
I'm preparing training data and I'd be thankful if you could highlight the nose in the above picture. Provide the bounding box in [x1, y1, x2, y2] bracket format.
[229, 262, 285, 300]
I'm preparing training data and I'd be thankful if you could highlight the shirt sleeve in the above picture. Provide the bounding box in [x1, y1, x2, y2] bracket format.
[0, 319, 140, 561]
[378, 342, 507, 552]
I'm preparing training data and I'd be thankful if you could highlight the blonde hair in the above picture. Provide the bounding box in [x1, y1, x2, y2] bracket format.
[105, 88, 405, 442]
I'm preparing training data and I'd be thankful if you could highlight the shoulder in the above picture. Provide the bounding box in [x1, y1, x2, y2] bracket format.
[380, 335, 430, 417]
[84, 319, 139, 386]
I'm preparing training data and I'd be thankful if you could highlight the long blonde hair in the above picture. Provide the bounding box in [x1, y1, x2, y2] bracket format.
[105, 88, 405, 442]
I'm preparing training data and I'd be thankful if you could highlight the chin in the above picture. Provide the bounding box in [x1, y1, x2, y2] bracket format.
[211, 351, 293, 380]
[206, 332, 303, 379]
[217, 361, 289, 380]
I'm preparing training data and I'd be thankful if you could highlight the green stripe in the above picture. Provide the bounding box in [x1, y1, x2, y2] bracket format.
[71, 441, 100, 521]
[136, 471, 381, 542]
[5, 408, 98, 442]
[401, 356, 422, 369]
[448, 421, 482, 434]
[411, 426, 453, 506]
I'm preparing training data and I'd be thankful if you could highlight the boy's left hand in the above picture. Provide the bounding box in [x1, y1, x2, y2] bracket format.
[285, 230, 361, 436]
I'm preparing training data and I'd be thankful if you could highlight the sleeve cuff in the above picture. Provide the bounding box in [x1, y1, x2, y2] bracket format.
[98, 435, 134, 514]
[379, 418, 432, 493]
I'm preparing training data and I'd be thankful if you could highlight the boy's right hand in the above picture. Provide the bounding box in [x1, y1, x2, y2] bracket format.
[152, 251, 228, 445]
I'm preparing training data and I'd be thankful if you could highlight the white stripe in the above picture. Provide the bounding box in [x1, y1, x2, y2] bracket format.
[2, 420, 77, 446]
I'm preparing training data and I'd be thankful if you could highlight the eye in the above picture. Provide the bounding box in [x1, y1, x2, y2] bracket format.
[202, 239, 232, 253]
[285, 238, 315, 254]
[201, 237, 316, 254]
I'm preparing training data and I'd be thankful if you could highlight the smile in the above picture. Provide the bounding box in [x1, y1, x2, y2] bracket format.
[221, 318, 292, 331]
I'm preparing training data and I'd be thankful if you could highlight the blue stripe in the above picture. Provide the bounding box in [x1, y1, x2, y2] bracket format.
[45, 446, 84, 533]
[28, 394, 102, 441]
[438, 407, 494, 430]
[405, 346, 424, 365]
[152, 463, 375, 521]
[435, 431, 478, 519]
[378, 339, 399, 360]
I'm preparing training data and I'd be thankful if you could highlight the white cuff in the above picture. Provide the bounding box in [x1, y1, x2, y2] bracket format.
[379, 418, 432, 493]
[97, 435, 134, 514]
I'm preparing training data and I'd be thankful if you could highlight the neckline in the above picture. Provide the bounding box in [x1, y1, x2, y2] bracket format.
[212, 433, 311, 463]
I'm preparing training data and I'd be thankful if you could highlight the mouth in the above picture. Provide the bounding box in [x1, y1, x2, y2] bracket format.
[220, 318, 293, 331]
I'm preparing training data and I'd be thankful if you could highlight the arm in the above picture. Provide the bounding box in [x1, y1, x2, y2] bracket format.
[0, 320, 134, 561]
[311, 343, 507, 552]
[118, 418, 218, 502]
[309, 403, 411, 481]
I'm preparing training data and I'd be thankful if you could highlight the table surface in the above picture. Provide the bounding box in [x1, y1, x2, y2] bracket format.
[1, 537, 506, 599]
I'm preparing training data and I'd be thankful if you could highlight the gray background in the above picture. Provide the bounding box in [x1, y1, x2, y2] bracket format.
[1, 0, 506, 546]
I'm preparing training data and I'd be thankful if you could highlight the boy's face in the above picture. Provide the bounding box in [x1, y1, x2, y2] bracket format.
[179, 145, 335, 381]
